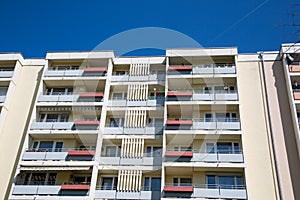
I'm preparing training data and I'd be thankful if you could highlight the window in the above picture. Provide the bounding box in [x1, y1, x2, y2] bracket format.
[73, 175, 91, 184]
[146, 146, 162, 157]
[203, 86, 212, 94]
[206, 175, 243, 189]
[31, 141, 64, 152]
[46, 87, 73, 95]
[52, 66, 79, 70]
[206, 142, 240, 154]
[148, 118, 163, 127]
[115, 71, 126, 75]
[101, 177, 118, 190]
[40, 113, 69, 122]
[144, 177, 161, 191]
[104, 146, 121, 157]
[204, 113, 213, 122]
[173, 177, 192, 186]
[174, 146, 192, 152]
[108, 117, 124, 127]
[216, 113, 238, 122]
[23, 172, 57, 185]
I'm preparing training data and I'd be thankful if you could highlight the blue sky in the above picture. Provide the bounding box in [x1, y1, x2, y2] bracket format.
[0, 0, 298, 57]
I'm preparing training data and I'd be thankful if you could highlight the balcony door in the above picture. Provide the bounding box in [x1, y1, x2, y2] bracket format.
[32, 141, 63, 152]
[144, 177, 161, 191]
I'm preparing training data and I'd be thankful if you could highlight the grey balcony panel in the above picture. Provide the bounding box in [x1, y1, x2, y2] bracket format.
[108, 100, 127, 106]
[193, 94, 214, 101]
[64, 70, 83, 76]
[0, 71, 14, 78]
[143, 157, 162, 166]
[194, 188, 220, 198]
[124, 128, 145, 134]
[218, 154, 244, 163]
[127, 100, 147, 107]
[95, 190, 117, 199]
[217, 122, 240, 130]
[38, 95, 59, 102]
[37, 186, 61, 195]
[58, 95, 78, 102]
[120, 158, 143, 165]
[140, 191, 161, 199]
[104, 127, 123, 134]
[157, 74, 166, 81]
[44, 70, 65, 77]
[117, 191, 140, 199]
[99, 157, 120, 165]
[149, 74, 158, 81]
[0, 95, 6, 103]
[147, 99, 157, 106]
[12, 185, 38, 195]
[215, 93, 238, 101]
[30, 122, 53, 130]
[52, 122, 73, 130]
[192, 153, 218, 162]
[220, 189, 247, 199]
[128, 76, 148, 81]
[111, 75, 129, 82]
[214, 67, 236, 74]
[45, 152, 68, 160]
[193, 122, 217, 130]
[145, 127, 156, 134]
[22, 152, 46, 160]
[193, 67, 213, 74]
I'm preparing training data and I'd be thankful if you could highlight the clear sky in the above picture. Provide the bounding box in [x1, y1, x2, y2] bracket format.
[0, 0, 299, 57]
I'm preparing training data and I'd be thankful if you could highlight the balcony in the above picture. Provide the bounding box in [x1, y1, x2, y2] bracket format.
[167, 90, 238, 101]
[37, 92, 104, 103]
[193, 184, 247, 199]
[111, 72, 165, 82]
[168, 64, 236, 75]
[95, 186, 161, 199]
[30, 120, 100, 131]
[104, 125, 163, 135]
[166, 118, 241, 131]
[99, 153, 162, 166]
[44, 67, 107, 77]
[108, 97, 165, 107]
[22, 148, 95, 161]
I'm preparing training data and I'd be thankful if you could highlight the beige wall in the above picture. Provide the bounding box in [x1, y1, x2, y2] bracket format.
[0, 65, 43, 200]
[237, 61, 278, 199]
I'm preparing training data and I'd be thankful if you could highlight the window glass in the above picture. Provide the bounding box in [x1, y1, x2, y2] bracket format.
[38, 141, 53, 151]
[151, 177, 161, 191]
[205, 113, 213, 122]
[47, 173, 57, 185]
[206, 143, 215, 153]
[206, 175, 216, 188]
[106, 146, 117, 157]
[173, 178, 179, 186]
[55, 142, 63, 152]
[144, 177, 150, 191]
[218, 176, 235, 189]
[31, 173, 47, 185]
[101, 177, 113, 190]
[180, 178, 192, 186]
[217, 142, 232, 154]
[112, 93, 123, 100]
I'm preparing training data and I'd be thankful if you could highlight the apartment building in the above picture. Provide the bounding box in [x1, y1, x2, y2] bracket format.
[2, 44, 300, 200]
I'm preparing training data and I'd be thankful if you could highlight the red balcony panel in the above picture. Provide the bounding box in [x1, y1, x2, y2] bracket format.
[165, 151, 193, 157]
[167, 91, 193, 97]
[67, 150, 95, 156]
[163, 186, 193, 193]
[294, 92, 300, 100]
[84, 67, 108, 73]
[79, 92, 104, 98]
[289, 65, 300, 72]
[166, 120, 193, 126]
[74, 120, 100, 125]
[168, 66, 192, 71]
[61, 184, 90, 190]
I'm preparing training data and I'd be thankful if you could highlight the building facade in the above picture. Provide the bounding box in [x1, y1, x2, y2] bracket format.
[1, 45, 300, 200]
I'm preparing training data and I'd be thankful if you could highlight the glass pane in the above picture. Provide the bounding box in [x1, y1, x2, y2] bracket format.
[236, 176, 243, 189]
[74, 176, 86, 184]
[47, 173, 57, 185]
[206, 175, 216, 189]
[54, 142, 63, 152]
[144, 177, 150, 191]
[106, 146, 117, 157]
[146, 147, 152, 157]
[219, 176, 235, 189]
[24, 173, 31, 185]
[234, 143, 240, 153]
[112, 93, 123, 100]
[153, 147, 162, 157]
[206, 143, 215, 154]
[38, 141, 53, 151]
[180, 178, 192, 186]
[102, 177, 113, 190]
[32, 141, 39, 149]
[31, 173, 46, 185]
[151, 177, 161, 191]
[217, 142, 232, 154]
[173, 178, 179, 186]
[205, 113, 213, 122]
[45, 114, 58, 122]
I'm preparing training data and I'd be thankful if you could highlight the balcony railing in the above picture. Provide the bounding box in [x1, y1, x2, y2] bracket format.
[111, 72, 166, 82]
[167, 90, 238, 101]
[44, 67, 107, 77]
[37, 92, 104, 102]
[30, 119, 100, 130]
[166, 118, 241, 130]
[22, 148, 95, 161]
[168, 64, 236, 75]
[163, 184, 246, 199]
[108, 97, 165, 107]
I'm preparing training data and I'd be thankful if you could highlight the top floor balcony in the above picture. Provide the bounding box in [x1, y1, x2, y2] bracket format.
[168, 64, 236, 75]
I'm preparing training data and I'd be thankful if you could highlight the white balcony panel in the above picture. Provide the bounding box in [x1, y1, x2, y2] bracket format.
[193, 122, 217, 130]
[120, 158, 143, 165]
[37, 186, 61, 195]
[143, 157, 162, 166]
[218, 154, 243, 163]
[124, 128, 145, 134]
[0, 71, 14, 78]
[215, 93, 238, 101]
[22, 152, 46, 160]
[95, 190, 117, 199]
[193, 67, 213, 74]
[127, 100, 147, 107]
[192, 153, 218, 162]
[111, 75, 129, 82]
[58, 95, 78, 102]
[44, 70, 65, 77]
[99, 157, 120, 165]
[116, 191, 140, 199]
[193, 94, 214, 101]
[0, 95, 6, 103]
[220, 189, 247, 199]
[30, 122, 53, 130]
[38, 95, 59, 102]
[12, 185, 38, 195]
[129, 76, 148, 81]
[194, 188, 220, 198]
[52, 122, 73, 130]
[45, 152, 68, 160]
[108, 100, 127, 106]
[214, 67, 236, 74]
[64, 69, 83, 76]
[217, 122, 240, 130]
[104, 127, 123, 134]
